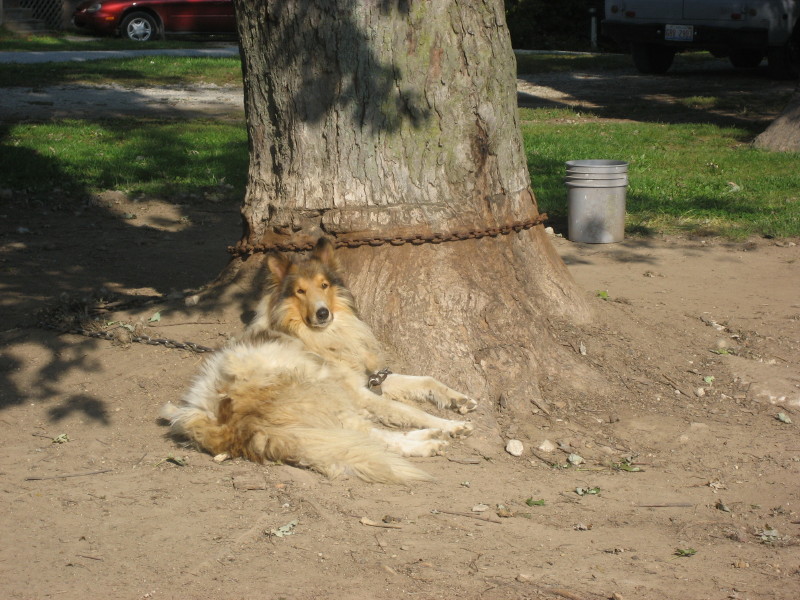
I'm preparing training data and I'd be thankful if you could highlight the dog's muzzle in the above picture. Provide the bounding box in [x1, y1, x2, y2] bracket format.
[310, 303, 332, 327]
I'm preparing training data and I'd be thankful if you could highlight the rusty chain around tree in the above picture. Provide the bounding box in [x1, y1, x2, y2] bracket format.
[36, 214, 547, 353]
[227, 214, 548, 256]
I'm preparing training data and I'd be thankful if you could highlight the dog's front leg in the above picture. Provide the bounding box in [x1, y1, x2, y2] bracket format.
[369, 428, 449, 457]
[355, 389, 474, 438]
[381, 374, 478, 415]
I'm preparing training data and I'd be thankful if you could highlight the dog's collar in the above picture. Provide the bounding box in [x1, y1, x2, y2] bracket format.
[367, 368, 392, 394]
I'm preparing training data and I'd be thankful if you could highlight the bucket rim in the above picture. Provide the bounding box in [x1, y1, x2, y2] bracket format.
[566, 159, 628, 169]
[565, 178, 628, 188]
[564, 171, 628, 180]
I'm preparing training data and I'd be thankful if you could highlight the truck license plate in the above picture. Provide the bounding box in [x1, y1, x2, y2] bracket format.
[665, 24, 693, 42]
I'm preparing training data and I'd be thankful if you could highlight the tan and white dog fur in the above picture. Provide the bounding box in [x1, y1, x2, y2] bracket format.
[161, 238, 477, 484]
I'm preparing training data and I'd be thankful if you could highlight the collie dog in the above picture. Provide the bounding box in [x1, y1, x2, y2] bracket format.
[161, 238, 477, 484]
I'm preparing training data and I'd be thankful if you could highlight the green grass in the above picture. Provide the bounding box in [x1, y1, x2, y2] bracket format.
[0, 48, 797, 239]
[514, 50, 716, 75]
[515, 51, 631, 74]
[0, 55, 242, 87]
[0, 26, 234, 52]
[0, 27, 241, 87]
[522, 109, 800, 238]
[3, 114, 796, 239]
[678, 96, 719, 110]
[0, 120, 248, 199]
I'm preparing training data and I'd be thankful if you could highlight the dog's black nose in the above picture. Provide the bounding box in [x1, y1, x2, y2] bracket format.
[316, 307, 330, 322]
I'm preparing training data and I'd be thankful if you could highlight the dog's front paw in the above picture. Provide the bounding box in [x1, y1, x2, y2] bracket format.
[444, 420, 474, 439]
[419, 438, 449, 457]
[435, 385, 478, 413]
[405, 428, 445, 441]
[449, 392, 478, 415]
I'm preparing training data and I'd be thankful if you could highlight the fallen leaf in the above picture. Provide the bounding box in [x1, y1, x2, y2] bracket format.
[148, 311, 161, 323]
[776, 413, 793, 424]
[269, 520, 298, 537]
[710, 348, 734, 355]
[614, 462, 642, 472]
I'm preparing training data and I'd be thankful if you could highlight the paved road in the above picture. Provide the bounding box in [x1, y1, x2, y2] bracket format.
[0, 46, 240, 64]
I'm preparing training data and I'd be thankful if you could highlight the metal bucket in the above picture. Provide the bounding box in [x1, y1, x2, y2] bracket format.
[565, 160, 628, 243]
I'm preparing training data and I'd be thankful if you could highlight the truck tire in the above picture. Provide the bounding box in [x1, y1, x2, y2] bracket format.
[767, 35, 800, 79]
[729, 49, 764, 69]
[631, 43, 676, 74]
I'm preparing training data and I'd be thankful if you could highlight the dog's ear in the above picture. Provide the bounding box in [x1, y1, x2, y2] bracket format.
[266, 252, 292, 283]
[311, 237, 340, 271]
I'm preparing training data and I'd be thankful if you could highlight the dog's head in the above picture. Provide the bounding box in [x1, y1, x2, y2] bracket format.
[266, 238, 349, 330]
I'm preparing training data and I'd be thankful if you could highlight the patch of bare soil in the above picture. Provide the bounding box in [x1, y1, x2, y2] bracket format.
[1, 63, 799, 600]
[0, 84, 244, 121]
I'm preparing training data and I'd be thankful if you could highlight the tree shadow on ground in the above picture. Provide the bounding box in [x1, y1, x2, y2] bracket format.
[1, 2, 438, 423]
[0, 117, 248, 423]
[516, 53, 796, 134]
[2, 20, 791, 425]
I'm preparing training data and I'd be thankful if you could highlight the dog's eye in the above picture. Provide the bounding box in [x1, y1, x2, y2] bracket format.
[296, 288, 305, 295]
[321, 282, 329, 289]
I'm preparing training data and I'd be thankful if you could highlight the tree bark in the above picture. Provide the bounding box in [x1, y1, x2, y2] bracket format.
[227, 0, 594, 445]
[753, 87, 800, 152]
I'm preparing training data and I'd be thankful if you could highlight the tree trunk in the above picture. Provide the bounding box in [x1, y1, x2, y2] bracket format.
[226, 0, 595, 446]
[753, 87, 800, 151]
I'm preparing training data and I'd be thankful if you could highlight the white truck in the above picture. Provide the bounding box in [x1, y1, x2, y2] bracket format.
[602, 0, 800, 78]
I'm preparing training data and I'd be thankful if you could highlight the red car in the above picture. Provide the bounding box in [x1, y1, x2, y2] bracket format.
[72, 0, 236, 42]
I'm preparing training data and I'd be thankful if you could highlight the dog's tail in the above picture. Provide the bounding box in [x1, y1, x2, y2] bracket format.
[160, 401, 239, 457]
[161, 402, 432, 485]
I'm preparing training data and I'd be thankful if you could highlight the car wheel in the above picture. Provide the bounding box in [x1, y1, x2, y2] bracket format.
[729, 49, 764, 69]
[631, 43, 676, 74]
[121, 12, 159, 42]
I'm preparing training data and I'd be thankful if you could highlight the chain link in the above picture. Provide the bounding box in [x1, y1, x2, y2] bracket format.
[37, 213, 548, 351]
[227, 214, 548, 257]
[34, 292, 217, 354]
[367, 368, 392, 389]
[38, 321, 216, 353]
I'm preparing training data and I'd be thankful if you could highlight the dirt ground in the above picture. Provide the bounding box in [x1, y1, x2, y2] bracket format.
[1, 56, 799, 600]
